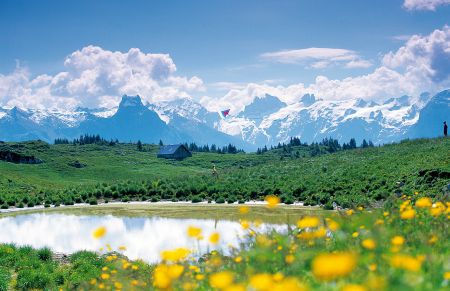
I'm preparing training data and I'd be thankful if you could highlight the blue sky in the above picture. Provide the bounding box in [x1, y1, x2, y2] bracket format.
[0, 0, 449, 109]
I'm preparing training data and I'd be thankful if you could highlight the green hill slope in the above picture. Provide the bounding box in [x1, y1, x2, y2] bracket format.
[0, 138, 449, 209]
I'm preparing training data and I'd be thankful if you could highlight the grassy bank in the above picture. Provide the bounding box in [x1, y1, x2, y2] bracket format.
[0, 203, 322, 224]
[0, 193, 448, 290]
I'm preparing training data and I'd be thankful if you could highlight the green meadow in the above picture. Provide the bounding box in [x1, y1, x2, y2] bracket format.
[0, 137, 449, 210]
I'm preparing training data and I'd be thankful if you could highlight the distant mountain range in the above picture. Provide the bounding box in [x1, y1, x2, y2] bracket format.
[0, 90, 449, 151]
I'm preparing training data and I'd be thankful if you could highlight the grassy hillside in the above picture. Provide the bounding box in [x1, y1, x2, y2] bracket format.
[0, 138, 449, 209]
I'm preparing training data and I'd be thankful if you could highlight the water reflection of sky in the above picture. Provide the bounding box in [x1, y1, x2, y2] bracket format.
[0, 213, 286, 263]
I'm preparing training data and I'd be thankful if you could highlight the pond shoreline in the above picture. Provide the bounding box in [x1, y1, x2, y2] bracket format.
[0, 200, 316, 215]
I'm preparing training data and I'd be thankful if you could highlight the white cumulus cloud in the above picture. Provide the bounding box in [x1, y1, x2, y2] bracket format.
[0, 46, 204, 109]
[204, 26, 450, 114]
[403, 0, 450, 10]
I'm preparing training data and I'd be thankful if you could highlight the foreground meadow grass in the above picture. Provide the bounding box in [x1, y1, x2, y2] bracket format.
[1, 193, 448, 290]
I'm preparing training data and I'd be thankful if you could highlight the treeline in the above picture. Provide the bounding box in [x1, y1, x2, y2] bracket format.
[54, 134, 118, 146]
[182, 142, 244, 154]
[55, 135, 244, 154]
[256, 137, 375, 156]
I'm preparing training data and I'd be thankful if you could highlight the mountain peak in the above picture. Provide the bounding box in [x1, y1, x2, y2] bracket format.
[300, 94, 316, 106]
[119, 95, 144, 108]
[239, 94, 286, 119]
[354, 98, 367, 108]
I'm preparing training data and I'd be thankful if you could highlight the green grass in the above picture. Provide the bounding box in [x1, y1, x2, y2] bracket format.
[0, 138, 449, 209]
[0, 194, 448, 290]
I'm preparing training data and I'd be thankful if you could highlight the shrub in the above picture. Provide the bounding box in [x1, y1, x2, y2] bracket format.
[191, 196, 202, 203]
[0, 267, 11, 291]
[215, 197, 225, 204]
[88, 198, 98, 205]
[16, 268, 53, 290]
[37, 247, 52, 262]
[0, 204, 8, 210]
[17, 202, 24, 208]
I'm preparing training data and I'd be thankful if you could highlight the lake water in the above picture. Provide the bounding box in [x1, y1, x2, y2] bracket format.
[0, 212, 287, 263]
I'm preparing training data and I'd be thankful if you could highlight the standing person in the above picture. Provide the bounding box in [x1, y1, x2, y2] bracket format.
[212, 164, 219, 179]
[444, 121, 448, 137]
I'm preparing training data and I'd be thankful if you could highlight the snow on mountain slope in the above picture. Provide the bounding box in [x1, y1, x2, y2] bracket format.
[0, 90, 448, 147]
[217, 91, 442, 145]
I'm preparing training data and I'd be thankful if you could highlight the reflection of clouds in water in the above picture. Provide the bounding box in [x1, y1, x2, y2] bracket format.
[0, 214, 286, 263]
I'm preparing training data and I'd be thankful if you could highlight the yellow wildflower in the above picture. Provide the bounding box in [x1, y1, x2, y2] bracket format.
[189, 265, 200, 272]
[118, 245, 127, 251]
[430, 202, 445, 216]
[240, 220, 250, 229]
[369, 264, 377, 271]
[100, 273, 110, 280]
[415, 197, 432, 208]
[167, 264, 184, 279]
[400, 208, 415, 219]
[224, 284, 246, 291]
[234, 256, 242, 263]
[209, 271, 234, 289]
[273, 272, 284, 282]
[265, 195, 280, 208]
[346, 209, 354, 216]
[187, 226, 202, 238]
[390, 254, 422, 272]
[391, 236, 405, 246]
[182, 282, 197, 291]
[312, 252, 356, 281]
[209, 232, 220, 244]
[114, 282, 122, 289]
[249, 273, 274, 290]
[326, 218, 340, 231]
[362, 239, 376, 250]
[238, 206, 249, 214]
[131, 280, 139, 286]
[92, 226, 107, 239]
[374, 219, 384, 225]
[428, 235, 438, 244]
[444, 272, 450, 280]
[352, 232, 359, 238]
[285, 254, 295, 264]
[342, 284, 367, 291]
[314, 227, 327, 238]
[153, 265, 171, 289]
[297, 216, 320, 228]
[160, 248, 191, 262]
[195, 274, 205, 280]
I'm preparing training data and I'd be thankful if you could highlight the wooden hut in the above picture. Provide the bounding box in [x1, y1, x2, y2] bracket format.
[157, 144, 192, 160]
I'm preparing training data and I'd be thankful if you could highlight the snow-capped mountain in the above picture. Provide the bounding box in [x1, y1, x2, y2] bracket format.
[216, 90, 448, 145]
[0, 95, 250, 149]
[0, 90, 448, 150]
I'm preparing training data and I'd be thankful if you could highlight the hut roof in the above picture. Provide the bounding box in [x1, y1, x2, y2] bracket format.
[157, 144, 189, 155]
